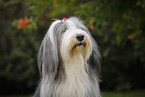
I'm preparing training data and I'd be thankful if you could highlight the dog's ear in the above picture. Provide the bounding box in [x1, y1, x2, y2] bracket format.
[37, 20, 63, 78]
[88, 39, 101, 74]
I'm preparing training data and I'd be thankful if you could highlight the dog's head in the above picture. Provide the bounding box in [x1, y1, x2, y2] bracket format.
[38, 17, 101, 78]
[60, 19, 93, 63]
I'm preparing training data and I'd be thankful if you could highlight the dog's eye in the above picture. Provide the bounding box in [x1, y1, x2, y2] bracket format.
[62, 27, 68, 33]
[63, 29, 66, 33]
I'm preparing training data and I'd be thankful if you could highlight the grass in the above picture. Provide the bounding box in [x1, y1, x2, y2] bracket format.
[102, 90, 145, 97]
[0, 90, 145, 97]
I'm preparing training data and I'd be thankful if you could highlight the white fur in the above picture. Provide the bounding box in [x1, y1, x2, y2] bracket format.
[34, 17, 101, 97]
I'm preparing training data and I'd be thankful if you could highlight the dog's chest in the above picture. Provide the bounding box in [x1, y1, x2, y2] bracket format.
[56, 63, 91, 97]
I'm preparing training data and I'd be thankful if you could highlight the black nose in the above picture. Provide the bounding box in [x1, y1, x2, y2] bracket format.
[76, 34, 84, 41]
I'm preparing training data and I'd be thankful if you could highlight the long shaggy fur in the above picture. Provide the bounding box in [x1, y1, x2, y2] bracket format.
[33, 17, 101, 97]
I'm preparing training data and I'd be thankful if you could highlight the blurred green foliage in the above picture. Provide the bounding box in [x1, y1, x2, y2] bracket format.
[0, 0, 145, 95]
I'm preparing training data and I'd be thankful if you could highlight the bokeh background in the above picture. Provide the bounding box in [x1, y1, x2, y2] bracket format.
[0, 0, 145, 96]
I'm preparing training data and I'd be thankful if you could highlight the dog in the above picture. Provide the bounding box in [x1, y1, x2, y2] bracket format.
[33, 17, 101, 97]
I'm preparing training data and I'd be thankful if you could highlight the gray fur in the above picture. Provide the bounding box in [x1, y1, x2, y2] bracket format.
[33, 17, 101, 97]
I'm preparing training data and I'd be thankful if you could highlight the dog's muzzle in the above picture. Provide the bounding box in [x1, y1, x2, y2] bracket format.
[73, 34, 87, 49]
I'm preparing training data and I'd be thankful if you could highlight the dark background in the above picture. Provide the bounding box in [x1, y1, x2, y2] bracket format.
[0, 0, 145, 95]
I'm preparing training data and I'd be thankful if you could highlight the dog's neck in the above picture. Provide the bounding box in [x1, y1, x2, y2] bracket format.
[60, 54, 90, 97]
[64, 54, 86, 76]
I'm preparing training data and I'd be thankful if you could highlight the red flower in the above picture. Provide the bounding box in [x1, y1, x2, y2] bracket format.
[19, 19, 26, 25]
[17, 19, 31, 29]
[55, 3, 60, 8]
[89, 24, 94, 30]
[26, 19, 30, 24]
[17, 24, 22, 29]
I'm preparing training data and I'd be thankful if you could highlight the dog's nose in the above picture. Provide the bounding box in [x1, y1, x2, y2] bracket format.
[76, 34, 84, 41]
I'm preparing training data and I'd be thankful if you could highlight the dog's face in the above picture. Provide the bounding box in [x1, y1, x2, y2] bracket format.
[60, 28, 92, 62]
